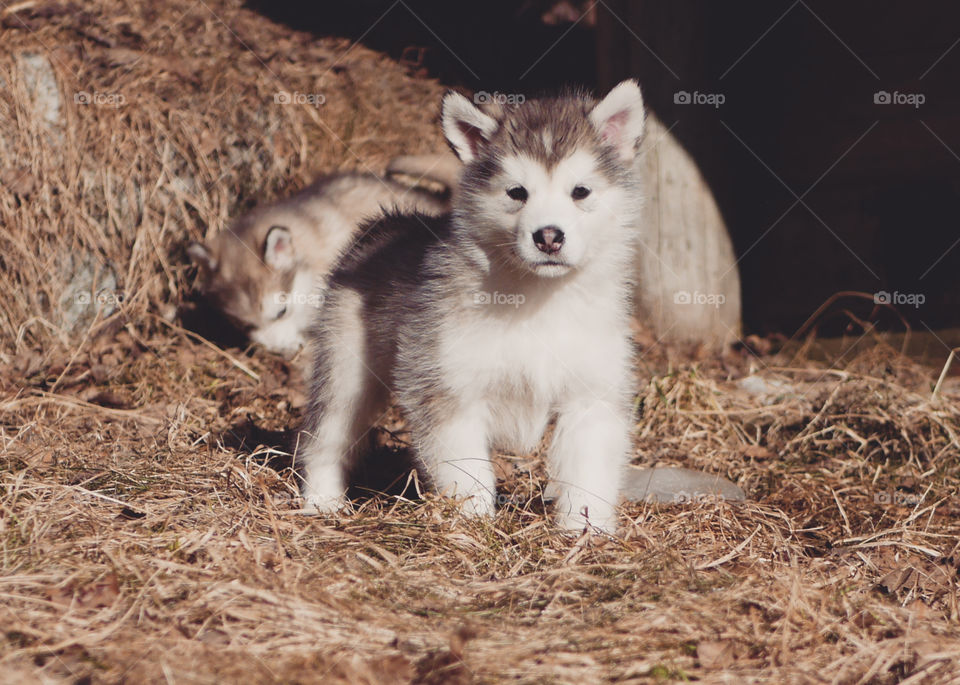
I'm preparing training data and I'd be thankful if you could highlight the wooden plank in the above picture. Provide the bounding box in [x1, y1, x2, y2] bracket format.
[599, 0, 743, 348]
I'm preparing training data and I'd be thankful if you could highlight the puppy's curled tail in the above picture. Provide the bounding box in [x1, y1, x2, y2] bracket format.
[386, 152, 462, 198]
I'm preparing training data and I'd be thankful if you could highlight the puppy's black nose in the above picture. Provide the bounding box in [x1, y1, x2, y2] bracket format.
[533, 226, 564, 254]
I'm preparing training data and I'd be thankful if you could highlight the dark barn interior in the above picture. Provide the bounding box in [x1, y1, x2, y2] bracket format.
[251, 0, 960, 341]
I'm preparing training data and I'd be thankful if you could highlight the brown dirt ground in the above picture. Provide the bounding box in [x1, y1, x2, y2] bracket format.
[1, 1, 959, 683]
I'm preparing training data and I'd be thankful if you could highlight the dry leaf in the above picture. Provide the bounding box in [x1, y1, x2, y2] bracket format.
[743, 445, 775, 460]
[1, 166, 38, 196]
[46, 574, 120, 609]
[879, 566, 915, 594]
[697, 640, 736, 670]
[448, 624, 477, 660]
[76, 573, 120, 608]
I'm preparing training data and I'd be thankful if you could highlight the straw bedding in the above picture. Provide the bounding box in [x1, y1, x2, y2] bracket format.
[1, 1, 958, 682]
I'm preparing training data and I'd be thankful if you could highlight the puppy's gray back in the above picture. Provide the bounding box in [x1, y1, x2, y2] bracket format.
[310, 210, 474, 414]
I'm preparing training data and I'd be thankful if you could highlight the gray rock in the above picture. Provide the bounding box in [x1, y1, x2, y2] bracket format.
[736, 375, 798, 405]
[58, 253, 120, 333]
[15, 52, 64, 144]
[624, 466, 746, 504]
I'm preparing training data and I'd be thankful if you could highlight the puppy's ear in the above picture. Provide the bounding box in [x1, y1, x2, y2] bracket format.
[187, 242, 217, 274]
[441, 91, 499, 163]
[589, 79, 646, 162]
[263, 225, 294, 270]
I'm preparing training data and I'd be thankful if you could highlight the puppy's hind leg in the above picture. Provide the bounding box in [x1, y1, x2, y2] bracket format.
[298, 293, 386, 513]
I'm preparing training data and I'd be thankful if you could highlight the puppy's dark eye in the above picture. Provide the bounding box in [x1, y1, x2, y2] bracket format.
[275, 305, 287, 320]
[506, 185, 528, 202]
[572, 185, 591, 200]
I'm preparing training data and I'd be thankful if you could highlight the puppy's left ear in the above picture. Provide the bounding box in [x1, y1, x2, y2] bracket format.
[441, 91, 499, 163]
[589, 79, 646, 162]
[264, 225, 294, 270]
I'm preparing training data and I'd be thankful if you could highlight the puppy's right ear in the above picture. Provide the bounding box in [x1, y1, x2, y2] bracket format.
[187, 242, 217, 274]
[441, 91, 498, 163]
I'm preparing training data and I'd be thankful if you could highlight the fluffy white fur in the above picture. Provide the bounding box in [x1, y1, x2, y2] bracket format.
[300, 81, 647, 533]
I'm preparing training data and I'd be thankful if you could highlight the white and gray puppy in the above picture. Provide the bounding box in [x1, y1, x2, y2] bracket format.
[188, 156, 459, 355]
[300, 80, 647, 532]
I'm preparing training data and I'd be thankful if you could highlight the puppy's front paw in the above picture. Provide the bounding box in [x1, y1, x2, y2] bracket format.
[554, 503, 618, 535]
[302, 490, 349, 515]
[455, 492, 496, 518]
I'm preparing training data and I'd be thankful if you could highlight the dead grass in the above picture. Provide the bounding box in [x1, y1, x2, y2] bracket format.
[0, 0, 447, 358]
[3, 325, 959, 683]
[1, 1, 959, 683]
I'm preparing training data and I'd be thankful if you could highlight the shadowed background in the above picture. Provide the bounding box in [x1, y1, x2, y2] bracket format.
[252, 0, 960, 338]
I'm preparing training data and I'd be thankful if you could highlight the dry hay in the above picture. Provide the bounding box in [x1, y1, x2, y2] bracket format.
[2, 2, 960, 683]
[3, 326, 960, 683]
[0, 0, 447, 357]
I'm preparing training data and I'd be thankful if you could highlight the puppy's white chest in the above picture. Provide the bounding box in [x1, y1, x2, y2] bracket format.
[443, 296, 622, 401]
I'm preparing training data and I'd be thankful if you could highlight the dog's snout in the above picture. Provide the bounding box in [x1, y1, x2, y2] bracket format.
[533, 226, 564, 254]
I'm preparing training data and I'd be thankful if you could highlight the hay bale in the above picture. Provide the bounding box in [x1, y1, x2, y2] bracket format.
[0, 0, 447, 353]
[633, 112, 742, 350]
